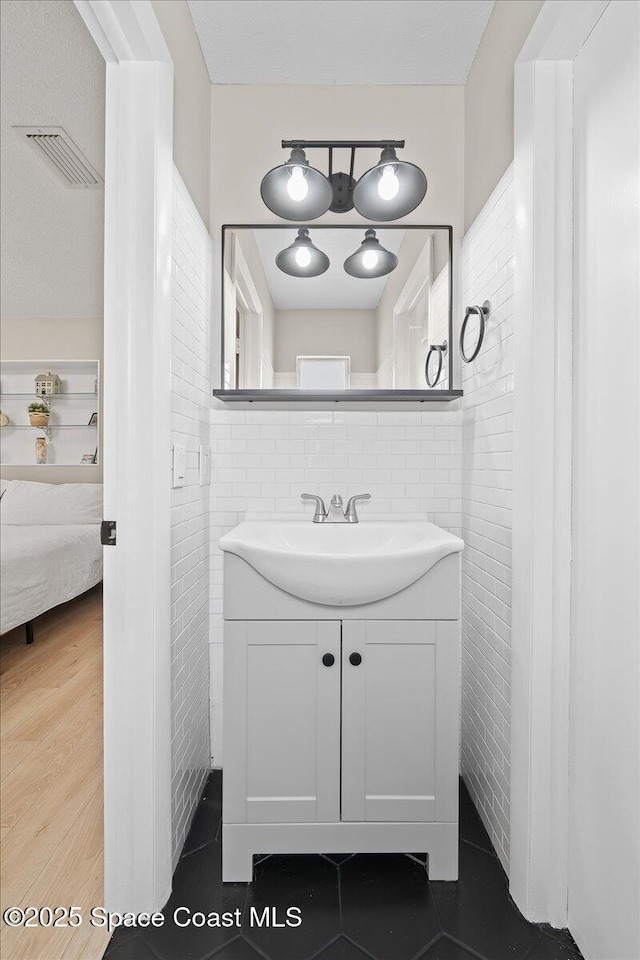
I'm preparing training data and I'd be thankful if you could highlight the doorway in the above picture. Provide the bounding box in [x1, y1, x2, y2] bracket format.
[511, 2, 640, 955]
[0, 2, 107, 957]
[569, 2, 639, 956]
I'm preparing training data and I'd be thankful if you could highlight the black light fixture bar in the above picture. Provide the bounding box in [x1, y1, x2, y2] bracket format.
[282, 139, 405, 149]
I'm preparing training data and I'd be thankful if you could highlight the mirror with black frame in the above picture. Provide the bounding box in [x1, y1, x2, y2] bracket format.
[218, 224, 455, 396]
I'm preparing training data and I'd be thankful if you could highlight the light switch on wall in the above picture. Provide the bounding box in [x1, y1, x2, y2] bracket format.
[172, 444, 186, 488]
[199, 444, 211, 486]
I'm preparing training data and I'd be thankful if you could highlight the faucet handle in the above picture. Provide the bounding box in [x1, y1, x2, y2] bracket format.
[301, 493, 327, 523]
[345, 493, 371, 523]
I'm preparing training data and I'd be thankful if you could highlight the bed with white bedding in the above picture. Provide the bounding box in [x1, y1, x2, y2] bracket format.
[0, 480, 103, 637]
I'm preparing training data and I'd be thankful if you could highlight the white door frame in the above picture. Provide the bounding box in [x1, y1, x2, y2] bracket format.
[392, 236, 433, 387]
[74, 0, 174, 912]
[511, 0, 610, 927]
[233, 236, 265, 388]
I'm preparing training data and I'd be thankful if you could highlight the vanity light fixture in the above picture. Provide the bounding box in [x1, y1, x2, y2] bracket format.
[343, 229, 398, 279]
[260, 146, 333, 221]
[275, 228, 330, 277]
[353, 146, 428, 221]
[260, 141, 427, 221]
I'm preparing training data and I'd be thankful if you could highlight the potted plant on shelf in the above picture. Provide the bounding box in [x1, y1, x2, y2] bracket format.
[28, 401, 50, 427]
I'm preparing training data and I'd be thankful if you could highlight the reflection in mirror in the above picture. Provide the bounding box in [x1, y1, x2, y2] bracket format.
[222, 226, 451, 392]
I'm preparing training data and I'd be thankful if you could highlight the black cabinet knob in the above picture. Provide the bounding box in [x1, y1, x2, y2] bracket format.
[322, 653, 335, 667]
[349, 652, 362, 666]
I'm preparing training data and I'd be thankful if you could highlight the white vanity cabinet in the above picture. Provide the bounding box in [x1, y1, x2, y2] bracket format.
[340, 620, 458, 825]
[224, 620, 341, 825]
[220, 520, 463, 883]
[222, 564, 461, 883]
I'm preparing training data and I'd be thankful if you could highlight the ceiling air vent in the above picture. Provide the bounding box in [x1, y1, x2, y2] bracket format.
[13, 126, 103, 189]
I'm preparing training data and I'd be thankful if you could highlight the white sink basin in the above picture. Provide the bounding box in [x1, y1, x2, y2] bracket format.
[219, 519, 463, 606]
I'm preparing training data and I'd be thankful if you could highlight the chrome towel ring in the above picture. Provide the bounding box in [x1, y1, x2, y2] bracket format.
[425, 341, 447, 387]
[460, 300, 491, 363]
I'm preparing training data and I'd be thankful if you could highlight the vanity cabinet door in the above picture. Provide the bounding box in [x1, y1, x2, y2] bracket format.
[224, 620, 341, 825]
[341, 620, 458, 823]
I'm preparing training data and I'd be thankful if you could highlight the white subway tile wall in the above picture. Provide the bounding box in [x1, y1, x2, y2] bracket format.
[460, 166, 514, 871]
[170, 170, 212, 866]
[208, 408, 463, 762]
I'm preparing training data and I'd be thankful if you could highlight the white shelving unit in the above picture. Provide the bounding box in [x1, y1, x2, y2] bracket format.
[0, 360, 100, 467]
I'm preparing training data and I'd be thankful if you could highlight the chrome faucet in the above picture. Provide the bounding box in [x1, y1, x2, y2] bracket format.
[301, 493, 371, 523]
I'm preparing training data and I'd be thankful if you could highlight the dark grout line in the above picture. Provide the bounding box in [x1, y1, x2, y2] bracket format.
[459, 836, 499, 858]
[411, 932, 446, 960]
[439, 933, 490, 960]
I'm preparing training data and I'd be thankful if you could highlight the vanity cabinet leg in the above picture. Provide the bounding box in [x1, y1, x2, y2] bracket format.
[222, 827, 254, 883]
[426, 828, 459, 881]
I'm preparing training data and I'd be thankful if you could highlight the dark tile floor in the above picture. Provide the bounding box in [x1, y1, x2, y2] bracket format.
[104, 773, 583, 960]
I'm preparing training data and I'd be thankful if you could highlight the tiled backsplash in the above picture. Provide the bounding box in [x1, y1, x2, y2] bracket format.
[169, 170, 212, 866]
[460, 165, 514, 872]
[208, 407, 463, 763]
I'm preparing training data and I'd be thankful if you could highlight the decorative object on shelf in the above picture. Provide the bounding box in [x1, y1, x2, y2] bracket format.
[260, 140, 427, 221]
[88, 412, 98, 426]
[425, 342, 447, 387]
[81, 453, 94, 464]
[35, 435, 48, 464]
[0, 411, 9, 427]
[34, 371, 62, 395]
[343, 229, 398, 279]
[1, 358, 100, 466]
[460, 300, 491, 363]
[275, 228, 330, 278]
[28, 401, 51, 426]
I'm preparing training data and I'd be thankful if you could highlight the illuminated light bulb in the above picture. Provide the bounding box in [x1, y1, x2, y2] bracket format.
[287, 165, 308, 202]
[362, 249, 379, 270]
[377, 164, 400, 201]
[295, 246, 312, 268]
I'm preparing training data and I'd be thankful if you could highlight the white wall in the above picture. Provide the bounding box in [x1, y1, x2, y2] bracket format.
[169, 169, 212, 865]
[0, 0, 104, 318]
[209, 408, 462, 761]
[569, 3, 639, 956]
[460, 166, 514, 872]
[464, 0, 543, 230]
[273, 309, 377, 375]
[152, 0, 211, 229]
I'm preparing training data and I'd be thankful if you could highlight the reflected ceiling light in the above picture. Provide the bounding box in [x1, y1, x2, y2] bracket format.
[353, 146, 427, 221]
[276, 228, 330, 277]
[260, 147, 333, 221]
[343, 229, 398, 279]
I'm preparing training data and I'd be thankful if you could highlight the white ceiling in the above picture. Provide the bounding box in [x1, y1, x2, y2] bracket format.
[188, 1, 494, 85]
[252, 228, 407, 310]
[0, 0, 105, 318]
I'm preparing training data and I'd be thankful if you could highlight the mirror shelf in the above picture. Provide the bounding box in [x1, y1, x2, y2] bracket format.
[213, 389, 463, 402]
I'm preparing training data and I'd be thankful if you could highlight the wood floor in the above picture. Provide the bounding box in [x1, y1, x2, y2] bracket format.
[1, 586, 109, 960]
